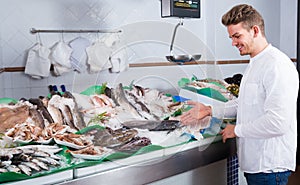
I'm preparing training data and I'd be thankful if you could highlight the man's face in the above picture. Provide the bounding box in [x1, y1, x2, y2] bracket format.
[227, 22, 255, 57]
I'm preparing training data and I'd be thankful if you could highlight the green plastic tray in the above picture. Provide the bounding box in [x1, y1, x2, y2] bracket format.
[183, 86, 228, 102]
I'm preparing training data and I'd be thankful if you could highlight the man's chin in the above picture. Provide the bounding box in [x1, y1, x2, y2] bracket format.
[239, 52, 248, 56]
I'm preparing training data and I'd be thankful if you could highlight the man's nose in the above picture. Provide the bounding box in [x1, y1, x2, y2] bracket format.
[231, 39, 237, 46]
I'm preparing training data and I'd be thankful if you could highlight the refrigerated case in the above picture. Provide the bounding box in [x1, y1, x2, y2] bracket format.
[4, 136, 235, 185]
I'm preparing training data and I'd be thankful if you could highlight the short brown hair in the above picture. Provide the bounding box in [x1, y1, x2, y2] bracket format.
[221, 4, 265, 36]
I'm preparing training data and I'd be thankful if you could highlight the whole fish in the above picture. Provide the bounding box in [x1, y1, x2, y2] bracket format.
[63, 91, 86, 130]
[18, 164, 32, 176]
[85, 128, 124, 147]
[47, 104, 64, 125]
[29, 108, 45, 129]
[48, 95, 77, 130]
[112, 83, 144, 120]
[36, 156, 60, 166]
[117, 136, 151, 152]
[29, 98, 54, 125]
[0, 105, 29, 133]
[107, 127, 138, 144]
[122, 120, 182, 132]
[31, 159, 49, 170]
[149, 120, 182, 131]
[122, 120, 163, 130]
[6, 165, 21, 173]
[22, 161, 41, 171]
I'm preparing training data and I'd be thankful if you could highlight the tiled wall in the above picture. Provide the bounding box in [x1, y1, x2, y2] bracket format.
[0, 0, 211, 99]
[0, 0, 295, 100]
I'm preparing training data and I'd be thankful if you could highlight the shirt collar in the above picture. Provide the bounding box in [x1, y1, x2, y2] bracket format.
[250, 44, 272, 63]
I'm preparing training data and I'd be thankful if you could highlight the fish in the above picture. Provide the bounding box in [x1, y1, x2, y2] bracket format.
[0, 161, 12, 167]
[29, 108, 45, 129]
[106, 127, 138, 144]
[84, 128, 124, 148]
[117, 136, 151, 152]
[48, 93, 85, 131]
[48, 95, 77, 130]
[0, 145, 62, 176]
[31, 150, 50, 158]
[122, 120, 164, 130]
[149, 120, 182, 131]
[62, 104, 77, 129]
[31, 159, 49, 170]
[18, 164, 32, 176]
[49, 154, 61, 161]
[111, 83, 144, 120]
[0, 105, 29, 133]
[47, 104, 64, 125]
[13, 153, 32, 162]
[6, 165, 21, 173]
[125, 90, 160, 120]
[0, 148, 23, 157]
[36, 156, 60, 166]
[0, 168, 8, 173]
[62, 91, 86, 130]
[22, 161, 41, 171]
[17, 145, 62, 154]
[122, 120, 182, 132]
[29, 98, 54, 125]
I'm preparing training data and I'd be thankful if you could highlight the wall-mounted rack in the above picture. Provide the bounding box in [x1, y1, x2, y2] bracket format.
[30, 28, 122, 34]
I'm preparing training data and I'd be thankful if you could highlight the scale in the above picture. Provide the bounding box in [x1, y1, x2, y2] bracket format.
[161, 0, 202, 63]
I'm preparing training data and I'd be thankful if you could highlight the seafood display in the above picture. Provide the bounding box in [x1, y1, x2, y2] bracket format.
[5, 122, 76, 144]
[77, 83, 184, 130]
[0, 145, 62, 176]
[0, 91, 85, 135]
[122, 84, 183, 121]
[0, 82, 222, 183]
[186, 80, 235, 101]
[180, 74, 243, 101]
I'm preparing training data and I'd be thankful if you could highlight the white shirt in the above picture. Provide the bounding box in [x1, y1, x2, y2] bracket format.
[219, 44, 299, 173]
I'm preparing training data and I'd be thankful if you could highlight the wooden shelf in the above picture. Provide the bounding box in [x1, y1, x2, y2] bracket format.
[0, 58, 296, 73]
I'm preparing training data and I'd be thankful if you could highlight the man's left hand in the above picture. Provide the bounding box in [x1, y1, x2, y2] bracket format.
[220, 124, 236, 143]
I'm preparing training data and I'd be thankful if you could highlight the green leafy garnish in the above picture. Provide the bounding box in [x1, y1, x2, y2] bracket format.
[87, 112, 109, 125]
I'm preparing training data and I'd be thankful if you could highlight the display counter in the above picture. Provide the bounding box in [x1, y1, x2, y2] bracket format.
[4, 133, 236, 185]
[56, 136, 236, 185]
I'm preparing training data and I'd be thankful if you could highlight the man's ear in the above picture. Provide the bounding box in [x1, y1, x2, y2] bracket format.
[252, 25, 260, 37]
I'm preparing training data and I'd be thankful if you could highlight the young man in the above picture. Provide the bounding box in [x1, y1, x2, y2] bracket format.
[180, 4, 299, 185]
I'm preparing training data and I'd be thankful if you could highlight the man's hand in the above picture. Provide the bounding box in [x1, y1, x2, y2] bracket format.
[180, 101, 212, 125]
[220, 124, 236, 143]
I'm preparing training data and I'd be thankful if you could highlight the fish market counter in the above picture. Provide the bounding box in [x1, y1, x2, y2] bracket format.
[57, 136, 236, 185]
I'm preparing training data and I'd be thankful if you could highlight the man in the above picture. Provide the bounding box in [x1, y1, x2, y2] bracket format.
[180, 4, 299, 185]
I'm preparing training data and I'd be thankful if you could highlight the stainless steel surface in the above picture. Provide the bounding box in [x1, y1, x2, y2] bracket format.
[169, 18, 184, 55]
[58, 139, 236, 185]
[166, 19, 202, 63]
[166, 54, 202, 63]
[30, 28, 122, 34]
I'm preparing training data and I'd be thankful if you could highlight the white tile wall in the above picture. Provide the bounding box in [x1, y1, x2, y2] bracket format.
[0, 0, 293, 101]
[0, 0, 212, 100]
